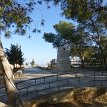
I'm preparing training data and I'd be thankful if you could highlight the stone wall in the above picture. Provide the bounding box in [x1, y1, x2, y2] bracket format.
[57, 46, 71, 71]
[23, 87, 107, 107]
[23, 89, 74, 107]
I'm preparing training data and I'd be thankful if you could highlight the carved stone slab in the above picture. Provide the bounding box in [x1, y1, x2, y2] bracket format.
[57, 46, 71, 71]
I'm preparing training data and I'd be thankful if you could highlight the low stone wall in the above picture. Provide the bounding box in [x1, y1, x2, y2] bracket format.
[23, 89, 73, 107]
[23, 87, 107, 107]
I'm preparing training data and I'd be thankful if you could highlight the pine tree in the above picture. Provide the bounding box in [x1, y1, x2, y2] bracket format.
[5, 44, 25, 69]
[30, 59, 36, 67]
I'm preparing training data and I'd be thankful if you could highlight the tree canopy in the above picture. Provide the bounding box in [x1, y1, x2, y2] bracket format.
[44, 21, 74, 47]
[5, 44, 25, 68]
[44, 0, 107, 68]
[44, 21, 92, 67]
[30, 59, 36, 67]
[0, 0, 45, 38]
[0, 0, 44, 106]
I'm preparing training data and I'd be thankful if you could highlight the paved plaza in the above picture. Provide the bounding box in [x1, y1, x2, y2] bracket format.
[0, 68, 107, 102]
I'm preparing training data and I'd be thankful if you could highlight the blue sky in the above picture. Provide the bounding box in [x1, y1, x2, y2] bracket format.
[1, 2, 70, 66]
[2, 0, 107, 66]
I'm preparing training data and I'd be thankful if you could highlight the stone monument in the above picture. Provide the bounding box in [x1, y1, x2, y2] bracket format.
[57, 46, 71, 71]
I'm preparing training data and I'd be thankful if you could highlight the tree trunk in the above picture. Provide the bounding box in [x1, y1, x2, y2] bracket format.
[81, 57, 85, 68]
[97, 41, 107, 69]
[96, 31, 107, 69]
[76, 47, 85, 68]
[90, 19, 107, 69]
[0, 40, 23, 107]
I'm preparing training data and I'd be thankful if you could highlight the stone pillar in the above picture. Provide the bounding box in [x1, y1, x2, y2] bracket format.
[57, 46, 71, 71]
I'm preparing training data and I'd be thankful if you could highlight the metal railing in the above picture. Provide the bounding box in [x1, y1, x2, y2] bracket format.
[0, 72, 107, 102]
[15, 74, 74, 100]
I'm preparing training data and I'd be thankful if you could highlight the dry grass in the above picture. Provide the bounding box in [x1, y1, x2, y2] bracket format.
[36, 87, 107, 107]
